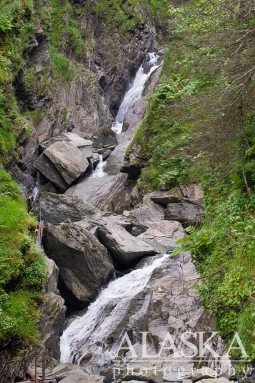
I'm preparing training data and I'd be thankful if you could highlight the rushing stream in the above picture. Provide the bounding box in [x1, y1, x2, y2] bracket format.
[60, 254, 168, 367]
[60, 51, 165, 370]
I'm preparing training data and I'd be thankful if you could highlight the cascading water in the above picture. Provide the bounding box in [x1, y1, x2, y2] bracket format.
[91, 154, 106, 178]
[90, 52, 161, 178]
[111, 52, 160, 135]
[60, 254, 169, 368]
[32, 171, 42, 201]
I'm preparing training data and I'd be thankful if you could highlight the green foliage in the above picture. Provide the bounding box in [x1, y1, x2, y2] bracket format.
[129, 0, 255, 361]
[0, 169, 46, 348]
[94, 0, 143, 38]
[49, 46, 74, 83]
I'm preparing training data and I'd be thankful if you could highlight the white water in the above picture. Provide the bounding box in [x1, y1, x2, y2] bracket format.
[32, 171, 42, 201]
[60, 254, 169, 365]
[91, 154, 107, 178]
[112, 52, 160, 134]
[90, 53, 160, 178]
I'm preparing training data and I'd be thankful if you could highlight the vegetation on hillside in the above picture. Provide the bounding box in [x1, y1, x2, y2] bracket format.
[131, 0, 255, 361]
[0, 169, 46, 349]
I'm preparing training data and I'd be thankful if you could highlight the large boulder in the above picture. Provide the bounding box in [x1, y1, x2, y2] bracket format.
[34, 141, 89, 192]
[43, 223, 114, 309]
[66, 173, 128, 213]
[92, 126, 118, 151]
[123, 201, 165, 228]
[33, 192, 101, 224]
[165, 202, 204, 227]
[97, 223, 157, 266]
[138, 220, 185, 253]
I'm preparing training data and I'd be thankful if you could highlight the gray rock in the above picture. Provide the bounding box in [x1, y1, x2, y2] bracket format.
[123, 202, 165, 228]
[164, 202, 204, 227]
[102, 149, 112, 160]
[66, 173, 128, 213]
[57, 368, 105, 383]
[92, 125, 118, 150]
[97, 223, 156, 266]
[63, 132, 93, 159]
[39, 258, 66, 362]
[43, 222, 114, 308]
[123, 368, 163, 383]
[34, 141, 89, 191]
[196, 379, 231, 383]
[138, 220, 185, 253]
[147, 185, 204, 206]
[191, 367, 217, 382]
[33, 192, 100, 224]
[53, 362, 80, 381]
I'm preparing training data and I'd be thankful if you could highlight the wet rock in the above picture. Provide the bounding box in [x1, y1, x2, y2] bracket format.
[33, 192, 100, 224]
[92, 126, 118, 150]
[138, 220, 185, 253]
[43, 222, 114, 308]
[97, 223, 156, 266]
[123, 201, 165, 228]
[34, 141, 89, 192]
[164, 202, 204, 227]
[66, 173, 128, 212]
[102, 148, 112, 160]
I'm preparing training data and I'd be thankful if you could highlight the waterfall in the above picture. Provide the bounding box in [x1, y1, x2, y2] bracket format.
[91, 154, 106, 178]
[60, 254, 169, 367]
[90, 52, 160, 178]
[32, 171, 42, 201]
[111, 52, 160, 134]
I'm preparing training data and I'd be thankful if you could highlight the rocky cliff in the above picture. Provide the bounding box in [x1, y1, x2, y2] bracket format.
[9, 0, 156, 198]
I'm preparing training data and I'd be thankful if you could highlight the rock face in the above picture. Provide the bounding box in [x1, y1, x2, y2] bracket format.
[97, 223, 157, 266]
[164, 201, 204, 227]
[33, 192, 100, 224]
[43, 223, 114, 309]
[34, 141, 89, 191]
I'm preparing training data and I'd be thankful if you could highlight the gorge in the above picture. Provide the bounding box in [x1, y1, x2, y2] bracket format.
[1, 1, 255, 383]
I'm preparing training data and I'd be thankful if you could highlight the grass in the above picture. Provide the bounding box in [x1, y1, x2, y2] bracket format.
[0, 169, 46, 348]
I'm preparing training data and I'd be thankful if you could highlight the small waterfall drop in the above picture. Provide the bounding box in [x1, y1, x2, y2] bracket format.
[60, 254, 168, 366]
[91, 154, 106, 178]
[111, 52, 160, 134]
[32, 171, 42, 201]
